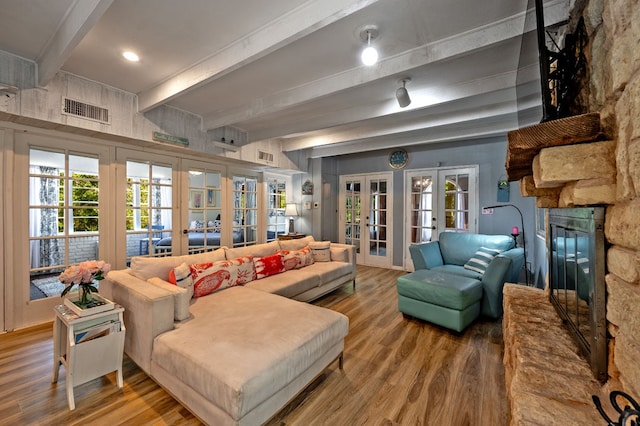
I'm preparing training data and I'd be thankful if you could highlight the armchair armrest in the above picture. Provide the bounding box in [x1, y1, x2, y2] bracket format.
[409, 242, 444, 270]
[498, 247, 525, 283]
[481, 256, 513, 319]
[102, 270, 175, 374]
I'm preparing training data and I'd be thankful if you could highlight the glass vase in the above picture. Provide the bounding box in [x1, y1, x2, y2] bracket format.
[78, 284, 93, 306]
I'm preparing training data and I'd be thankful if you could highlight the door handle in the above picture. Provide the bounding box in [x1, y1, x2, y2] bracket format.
[183, 229, 189, 234]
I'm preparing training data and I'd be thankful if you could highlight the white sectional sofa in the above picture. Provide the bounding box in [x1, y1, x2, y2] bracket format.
[101, 236, 355, 425]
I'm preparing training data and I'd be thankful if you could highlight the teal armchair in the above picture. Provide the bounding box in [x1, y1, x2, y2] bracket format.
[397, 232, 524, 331]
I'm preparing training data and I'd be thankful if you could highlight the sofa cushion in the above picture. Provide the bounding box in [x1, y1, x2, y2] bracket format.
[309, 241, 331, 262]
[463, 247, 502, 275]
[147, 277, 191, 321]
[225, 241, 280, 260]
[254, 253, 285, 279]
[245, 267, 321, 298]
[278, 235, 315, 251]
[130, 247, 227, 281]
[153, 286, 349, 421]
[305, 261, 353, 285]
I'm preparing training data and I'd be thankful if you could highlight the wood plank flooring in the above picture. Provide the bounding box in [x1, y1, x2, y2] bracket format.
[0, 266, 509, 425]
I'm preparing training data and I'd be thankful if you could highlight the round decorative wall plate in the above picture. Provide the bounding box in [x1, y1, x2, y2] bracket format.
[389, 149, 408, 169]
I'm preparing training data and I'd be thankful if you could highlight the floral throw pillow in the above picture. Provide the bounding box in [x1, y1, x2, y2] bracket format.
[254, 253, 285, 279]
[279, 246, 314, 270]
[189, 255, 255, 297]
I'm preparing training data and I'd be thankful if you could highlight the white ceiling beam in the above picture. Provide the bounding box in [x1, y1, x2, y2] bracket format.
[272, 71, 522, 149]
[137, 0, 382, 112]
[306, 89, 544, 158]
[203, 0, 567, 132]
[308, 110, 521, 158]
[37, 0, 114, 87]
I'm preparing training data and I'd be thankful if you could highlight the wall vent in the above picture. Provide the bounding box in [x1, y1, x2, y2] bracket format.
[62, 98, 110, 124]
[258, 150, 274, 163]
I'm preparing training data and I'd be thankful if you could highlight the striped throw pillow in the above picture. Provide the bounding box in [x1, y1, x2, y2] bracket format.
[463, 247, 502, 275]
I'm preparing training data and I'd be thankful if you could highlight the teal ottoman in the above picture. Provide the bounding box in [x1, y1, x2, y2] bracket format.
[397, 269, 483, 332]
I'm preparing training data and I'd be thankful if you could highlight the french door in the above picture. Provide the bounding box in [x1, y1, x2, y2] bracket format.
[339, 173, 392, 267]
[15, 134, 111, 328]
[404, 167, 478, 270]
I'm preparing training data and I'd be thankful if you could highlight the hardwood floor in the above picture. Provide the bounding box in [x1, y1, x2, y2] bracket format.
[0, 266, 509, 425]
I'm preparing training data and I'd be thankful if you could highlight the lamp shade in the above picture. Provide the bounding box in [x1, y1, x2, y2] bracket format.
[284, 203, 298, 217]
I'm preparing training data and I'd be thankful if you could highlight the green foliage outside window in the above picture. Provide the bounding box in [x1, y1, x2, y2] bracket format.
[125, 178, 150, 230]
[57, 173, 100, 233]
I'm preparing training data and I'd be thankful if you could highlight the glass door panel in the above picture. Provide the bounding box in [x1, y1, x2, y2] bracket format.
[409, 173, 436, 245]
[186, 167, 222, 254]
[28, 149, 102, 300]
[266, 178, 287, 241]
[232, 174, 259, 247]
[443, 171, 470, 232]
[365, 177, 389, 265]
[125, 161, 173, 260]
[342, 178, 362, 261]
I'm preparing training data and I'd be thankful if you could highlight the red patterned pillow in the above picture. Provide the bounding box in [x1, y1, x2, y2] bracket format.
[190, 262, 233, 297]
[189, 256, 255, 298]
[254, 253, 285, 279]
[228, 255, 256, 284]
[279, 246, 314, 270]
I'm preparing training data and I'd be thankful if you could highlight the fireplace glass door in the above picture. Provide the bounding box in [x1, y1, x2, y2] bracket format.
[548, 207, 607, 382]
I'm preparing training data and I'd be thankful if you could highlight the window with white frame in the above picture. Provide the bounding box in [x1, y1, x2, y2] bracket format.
[29, 148, 101, 298]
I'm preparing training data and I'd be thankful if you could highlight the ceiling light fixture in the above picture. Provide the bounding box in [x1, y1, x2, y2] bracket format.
[122, 51, 139, 62]
[396, 78, 411, 108]
[359, 26, 379, 66]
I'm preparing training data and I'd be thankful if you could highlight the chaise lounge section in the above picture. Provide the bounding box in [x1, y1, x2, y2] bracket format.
[102, 237, 355, 425]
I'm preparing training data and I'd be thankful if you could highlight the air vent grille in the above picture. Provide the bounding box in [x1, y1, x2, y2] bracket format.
[62, 98, 110, 123]
[258, 150, 274, 163]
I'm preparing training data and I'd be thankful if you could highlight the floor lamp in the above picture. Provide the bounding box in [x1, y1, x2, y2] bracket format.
[483, 203, 528, 286]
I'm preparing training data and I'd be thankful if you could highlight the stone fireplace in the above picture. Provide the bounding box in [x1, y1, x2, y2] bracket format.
[501, 0, 640, 422]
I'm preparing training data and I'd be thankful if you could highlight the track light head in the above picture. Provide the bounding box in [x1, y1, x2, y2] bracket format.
[396, 78, 411, 108]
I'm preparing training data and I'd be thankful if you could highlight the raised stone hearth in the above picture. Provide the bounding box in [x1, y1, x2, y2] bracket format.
[503, 284, 604, 425]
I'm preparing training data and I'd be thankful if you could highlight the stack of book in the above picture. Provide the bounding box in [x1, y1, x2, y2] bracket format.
[74, 318, 122, 344]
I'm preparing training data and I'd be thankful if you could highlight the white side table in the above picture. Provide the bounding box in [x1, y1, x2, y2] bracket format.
[51, 304, 126, 410]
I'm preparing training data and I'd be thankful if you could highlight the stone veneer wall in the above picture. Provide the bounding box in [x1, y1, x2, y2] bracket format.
[517, 0, 640, 400]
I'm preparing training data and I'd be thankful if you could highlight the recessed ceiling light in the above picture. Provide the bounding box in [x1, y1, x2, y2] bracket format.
[122, 51, 139, 62]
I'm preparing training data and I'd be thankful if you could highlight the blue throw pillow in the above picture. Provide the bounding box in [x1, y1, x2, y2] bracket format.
[463, 247, 502, 275]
